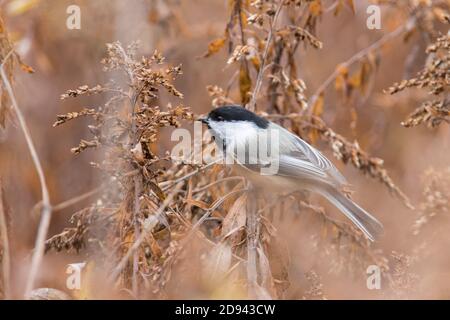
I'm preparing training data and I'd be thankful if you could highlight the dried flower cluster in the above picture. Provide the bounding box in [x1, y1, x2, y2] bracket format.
[302, 270, 326, 300]
[48, 42, 200, 295]
[310, 117, 415, 209]
[387, 33, 450, 128]
[45, 208, 91, 253]
[389, 251, 419, 298]
[413, 167, 450, 235]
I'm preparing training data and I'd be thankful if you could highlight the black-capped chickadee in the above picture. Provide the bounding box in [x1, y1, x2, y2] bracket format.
[200, 105, 383, 241]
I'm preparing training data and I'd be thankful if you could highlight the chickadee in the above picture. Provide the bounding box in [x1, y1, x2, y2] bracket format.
[200, 105, 383, 241]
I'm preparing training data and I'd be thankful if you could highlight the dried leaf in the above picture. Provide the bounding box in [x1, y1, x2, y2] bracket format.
[432, 7, 450, 24]
[19, 60, 35, 74]
[334, 0, 344, 16]
[309, 0, 322, 17]
[239, 64, 252, 105]
[200, 37, 227, 58]
[310, 93, 324, 144]
[185, 199, 210, 210]
[335, 64, 349, 98]
[222, 193, 247, 238]
[148, 180, 166, 201]
[346, 0, 355, 14]
[348, 67, 362, 90]
[250, 56, 261, 72]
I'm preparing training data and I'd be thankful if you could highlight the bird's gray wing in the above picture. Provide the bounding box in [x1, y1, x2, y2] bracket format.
[234, 154, 331, 185]
[226, 128, 333, 184]
[226, 122, 346, 185]
[274, 124, 347, 185]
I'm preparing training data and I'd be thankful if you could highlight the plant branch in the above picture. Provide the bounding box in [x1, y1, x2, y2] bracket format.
[1, 50, 52, 298]
[109, 182, 183, 282]
[162, 159, 222, 191]
[308, 19, 415, 112]
[246, 189, 259, 298]
[52, 186, 102, 212]
[247, 0, 285, 111]
[0, 180, 11, 299]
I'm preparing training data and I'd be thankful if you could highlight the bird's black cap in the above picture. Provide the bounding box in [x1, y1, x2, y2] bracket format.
[206, 105, 269, 129]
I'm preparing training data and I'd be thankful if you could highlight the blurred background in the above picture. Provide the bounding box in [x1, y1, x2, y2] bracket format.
[0, 0, 449, 299]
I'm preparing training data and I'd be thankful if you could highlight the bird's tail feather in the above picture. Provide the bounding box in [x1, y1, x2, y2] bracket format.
[318, 187, 383, 242]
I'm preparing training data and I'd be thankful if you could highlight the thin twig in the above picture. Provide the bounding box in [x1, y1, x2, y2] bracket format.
[308, 20, 415, 112]
[131, 101, 141, 298]
[1, 50, 52, 298]
[192, 176, 244, 193]
[52, 186, 102, 212]
[246, 189, 259, 298]
[162, 159, 221, 191]
[132, 177, 140, 296]
[0, 180, 11, 299]
[247, 0, 285, 111]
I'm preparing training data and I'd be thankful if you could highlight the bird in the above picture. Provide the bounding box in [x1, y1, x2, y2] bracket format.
[200, 105, 383, 241]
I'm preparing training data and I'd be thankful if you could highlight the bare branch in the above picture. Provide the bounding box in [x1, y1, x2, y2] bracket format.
[308, 19, 415, 112]
[52, 187, 102, 213]
[0, 50, 52, 298]
[246, 189, 259, 298]
[247, 0, 285, 112]
[0, 179, 11, 299]
[109, 182, 183, 282]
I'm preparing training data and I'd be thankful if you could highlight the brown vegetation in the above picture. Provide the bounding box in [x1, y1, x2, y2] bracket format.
[0, 0, 449, 299]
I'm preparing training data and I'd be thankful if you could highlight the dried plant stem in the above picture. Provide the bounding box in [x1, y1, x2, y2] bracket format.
[239, 1, 286, 294]
[116, 43, 142, 296]
[132, 177, 140, 297]
[308, 20, 414, 112]
[246, 190, 259, 298]
[52, 186, 102, 212]
[0, 180, 11, 299]
[162, 159, 221, 191]
[192, 176, 244, 193]
[1, 50, 52, 298]
[247, 0, 285, 111]
[110, 182, 183, 283]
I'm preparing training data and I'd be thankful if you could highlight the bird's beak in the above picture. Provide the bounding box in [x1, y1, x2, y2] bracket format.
[198, 116, 208, 124]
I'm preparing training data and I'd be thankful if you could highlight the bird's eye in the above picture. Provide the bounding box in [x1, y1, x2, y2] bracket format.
[217, 116, 224, 121]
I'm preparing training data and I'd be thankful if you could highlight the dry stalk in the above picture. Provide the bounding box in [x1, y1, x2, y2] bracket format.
[246, 189, 259, 298]
[247, 0, 285, 112]
[0, 179, 11, 299]
[109, 182, 183, 283]
[236, 0, 285, 299]
[0, 50, 52, 298]
[52, 187, 103, 213]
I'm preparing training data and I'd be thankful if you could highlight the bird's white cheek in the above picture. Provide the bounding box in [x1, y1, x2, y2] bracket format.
[207, 120, 260, 146]
[206, 121, 225, 139]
